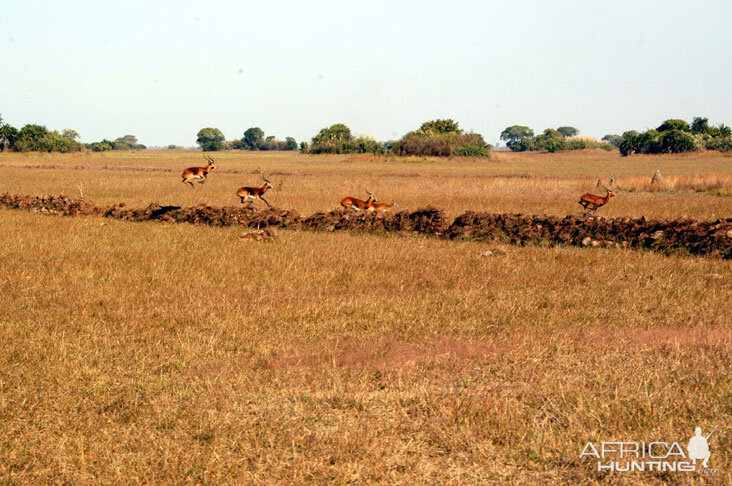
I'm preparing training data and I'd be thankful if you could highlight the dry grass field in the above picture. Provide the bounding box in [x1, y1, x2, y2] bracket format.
[1, 150, 731, 484]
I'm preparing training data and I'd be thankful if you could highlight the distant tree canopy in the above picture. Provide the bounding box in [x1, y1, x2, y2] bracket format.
[418, 119, 461, 135]
[229, 127, 297, 151]
[691, 117, 709, 134]
[86, 134, 146, 152]
[0, 123, 85, 152]
[307, 123, 384, 154]
[241, 127, 265, 150]
[619, 117, 731, 156]
[602, 134, 623, 148]
[196, 127, 226, 151]
[0, 114, 151, 153]
[657, 119, 691, 133]
[500, 125, 535, 152]
[501, 124, 613, 153]
[62, 129, 80, 140]
[557, 126, 579, 138]
[390, 119, 490, 157]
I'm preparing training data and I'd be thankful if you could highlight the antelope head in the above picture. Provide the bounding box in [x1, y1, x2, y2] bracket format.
[203, 153, 216, 170]
[365, 190, 377, 202]
[259, 169, 272, 189]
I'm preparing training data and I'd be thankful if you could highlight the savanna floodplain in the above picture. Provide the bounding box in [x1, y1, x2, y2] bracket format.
[1, 150, 731, 484]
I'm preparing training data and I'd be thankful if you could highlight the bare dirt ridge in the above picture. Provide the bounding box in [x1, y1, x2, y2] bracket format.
[1, 193, 730, 259]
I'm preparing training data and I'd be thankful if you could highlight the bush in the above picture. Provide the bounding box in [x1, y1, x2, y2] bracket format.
[657, 119, 691, 132]
[656, 129, 699, 153]
[619, 127, 701, 156]
[14, 125, 84, 152]
[390, 131, 490, 157]
[706, 137, 732, 152]
[452, 143, 491, 157]
[602, 134, 622, 147]
[307, 124, 385, 154]
[391, 120, 490, 157]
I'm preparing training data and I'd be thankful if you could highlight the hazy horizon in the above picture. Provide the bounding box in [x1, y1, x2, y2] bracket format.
[2, 0, 731, 147]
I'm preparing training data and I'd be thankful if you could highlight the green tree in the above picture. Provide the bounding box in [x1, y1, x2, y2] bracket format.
[285, 136, 298, 151]
[602, 134, 622, 147]
[557, 126, 579, 138]
[0, 123, 19, 151]
[418, 119, 462, 135]
[312, 123, 352, 144]
[242, 127, 265, 150]
[115, 134, 138, 145]
[500, 125, 535, 152]
[536, 128, 565, 152]
[62, 129, 80, 140]
[18, 124, 51, 151]
[657, 129, 698, 153]
[196, 127, 226, 151]
[691, 117, 710, 134]
[657, 119, 691, 132]
[708, 124, 732, 138]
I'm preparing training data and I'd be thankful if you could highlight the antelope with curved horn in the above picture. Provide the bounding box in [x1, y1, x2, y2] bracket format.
[579, 186, 615, 215]
[367, 200, 398, 212]
[237, 170, 273, 207]
[182, 153, 216, 188]
[340, 190, 377, 211]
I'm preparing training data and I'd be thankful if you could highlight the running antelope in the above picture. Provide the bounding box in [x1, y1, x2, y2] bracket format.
[367, 200, 398, 212]
[340, 190, 377, 211]
[182, 154, 216, 188]
[237, 171, 273, 207]
[579, 187, 615, 215]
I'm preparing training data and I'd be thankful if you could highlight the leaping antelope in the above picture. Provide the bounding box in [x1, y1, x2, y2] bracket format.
[182, 154, 216, 188]
[367, 200, 398, 212]
[340, 190, 377, 211]
[579, 187, 615, 215]
[237, 170, 273, 207]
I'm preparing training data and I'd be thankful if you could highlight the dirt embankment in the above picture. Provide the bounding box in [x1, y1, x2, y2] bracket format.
[1, 193, 730, 258]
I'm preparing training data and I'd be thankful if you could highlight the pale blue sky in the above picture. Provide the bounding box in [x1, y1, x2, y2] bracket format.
[2, 0, 731, 146]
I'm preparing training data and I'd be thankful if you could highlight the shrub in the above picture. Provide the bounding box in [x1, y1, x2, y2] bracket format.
[619, 127, 701, 156]
[657, 119, 691, 132]
[656, 129, 699, 153]
[452, 143, 491, 157]
[706, 137, 732, 152]
[602, 134, 622, 147]
[390, 130, 490, 157]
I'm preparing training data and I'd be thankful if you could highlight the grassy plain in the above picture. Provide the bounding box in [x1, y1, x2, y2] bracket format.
[0, 150, 731, 484]
[1, 149, 731, 219]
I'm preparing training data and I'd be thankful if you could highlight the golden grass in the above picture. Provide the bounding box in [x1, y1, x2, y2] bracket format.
[0, 150, 731, 484]
[1, 149, 731, 220]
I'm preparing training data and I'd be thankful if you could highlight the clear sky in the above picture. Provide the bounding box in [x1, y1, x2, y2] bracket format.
[2, 0, 731, 147]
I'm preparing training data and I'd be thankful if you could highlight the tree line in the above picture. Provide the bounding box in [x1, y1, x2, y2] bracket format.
[195, 127, 298, 152]
[196, 119, 492, 157]
[500, 117, 731, 155]
[0, 114, 145, 153]
[3, 112, 730, 156]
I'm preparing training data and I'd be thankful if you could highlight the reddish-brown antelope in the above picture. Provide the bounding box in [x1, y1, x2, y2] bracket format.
[181, 154, 216, 188]
[237, 171, 273, 207]
[367, 200, 398, 212]
[340, 190, 377, 211]
[579, 187, 615, 214]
